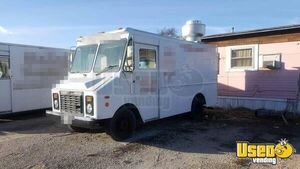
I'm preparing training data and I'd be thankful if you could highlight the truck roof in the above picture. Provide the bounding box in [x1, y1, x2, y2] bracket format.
[0, 41, 68, 50]
[78, 27, 204, 46]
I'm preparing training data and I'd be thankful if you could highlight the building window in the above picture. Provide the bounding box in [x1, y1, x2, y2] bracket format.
[231, 48, 253, 68]
[139, 48, 156, 69]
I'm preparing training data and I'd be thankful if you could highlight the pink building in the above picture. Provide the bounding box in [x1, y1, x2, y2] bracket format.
[202, 25, 300, 114]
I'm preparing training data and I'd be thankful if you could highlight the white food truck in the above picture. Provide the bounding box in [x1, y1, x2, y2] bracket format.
[47, 26, 217, 140]
[0, 42, 68, 114]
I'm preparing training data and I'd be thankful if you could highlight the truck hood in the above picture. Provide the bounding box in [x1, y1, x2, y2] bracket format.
[55, 76, 113, 91]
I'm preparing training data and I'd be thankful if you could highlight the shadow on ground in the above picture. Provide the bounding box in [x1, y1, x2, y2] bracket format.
[0, 110, 69, 135]
[128, 109, 300, 155]
[1, 108, 300, 156]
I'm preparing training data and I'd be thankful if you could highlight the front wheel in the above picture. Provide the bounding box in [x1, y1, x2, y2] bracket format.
[108, 108, 136, 141]
[191, 96, 205, 121]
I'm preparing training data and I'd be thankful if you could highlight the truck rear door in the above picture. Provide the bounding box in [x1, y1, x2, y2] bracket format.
[0, 44, 12, 113]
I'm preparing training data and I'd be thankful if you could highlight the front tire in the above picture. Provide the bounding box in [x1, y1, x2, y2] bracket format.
[108, 108, 136, 141]
[191, 96, 205, 121]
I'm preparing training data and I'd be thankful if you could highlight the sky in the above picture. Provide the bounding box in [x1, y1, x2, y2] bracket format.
[0, 0, 299, 48]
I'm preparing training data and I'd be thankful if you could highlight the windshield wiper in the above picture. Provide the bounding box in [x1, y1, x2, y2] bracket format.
[95, 65, 119, 75]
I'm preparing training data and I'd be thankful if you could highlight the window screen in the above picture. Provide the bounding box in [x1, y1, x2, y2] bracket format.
[139, 48, 156, 69]
[231, 48, 253, 68]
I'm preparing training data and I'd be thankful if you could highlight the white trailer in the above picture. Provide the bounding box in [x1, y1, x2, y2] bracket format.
[0, 42, 68, 114]
[47, 28, 217, 140]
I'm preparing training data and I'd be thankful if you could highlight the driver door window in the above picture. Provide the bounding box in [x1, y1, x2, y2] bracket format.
[0, 57, 10, 79]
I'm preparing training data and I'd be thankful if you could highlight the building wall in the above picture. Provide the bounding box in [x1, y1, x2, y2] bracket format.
[217, 41, 300, 100]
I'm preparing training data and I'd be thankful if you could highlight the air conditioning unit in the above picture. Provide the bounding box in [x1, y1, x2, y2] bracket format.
[261, 54, 281, 70]
[263, 60, 281, 69]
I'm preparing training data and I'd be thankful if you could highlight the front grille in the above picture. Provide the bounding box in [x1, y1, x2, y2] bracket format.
[60, 91, 83, 115]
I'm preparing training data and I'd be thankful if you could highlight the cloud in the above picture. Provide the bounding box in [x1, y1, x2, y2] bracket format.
[0, 25, 112, 48]
[288, 17, 300, 24]
[5, 25, 111, 36]
[0, 26, 13, 34]
[206, 26, 232, 35]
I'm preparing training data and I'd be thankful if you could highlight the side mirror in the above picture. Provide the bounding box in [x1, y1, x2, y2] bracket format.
[123, 46, 134, 72]
[69, 52, 74, 63]
[127, 46, 133, 58]
[68, 53, 73, 71]
[68, 46, 76, 71]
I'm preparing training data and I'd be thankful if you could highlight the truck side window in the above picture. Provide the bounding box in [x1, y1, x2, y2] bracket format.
[139, 48, 156, 69]
[0, 57, 10, 79]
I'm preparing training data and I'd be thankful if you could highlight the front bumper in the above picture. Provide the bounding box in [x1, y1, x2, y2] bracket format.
[46, 110, 102, 129]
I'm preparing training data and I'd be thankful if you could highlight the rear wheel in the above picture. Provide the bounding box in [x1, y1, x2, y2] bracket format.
[191, 96, 205, 121]
[108, 108, 136, 141]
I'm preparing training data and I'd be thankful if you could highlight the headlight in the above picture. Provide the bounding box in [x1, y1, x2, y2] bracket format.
[85, 96, 94, 115]
[53, 93, 59, 110]
[54, 100, 59, 109]
[86, 103, 93, 114]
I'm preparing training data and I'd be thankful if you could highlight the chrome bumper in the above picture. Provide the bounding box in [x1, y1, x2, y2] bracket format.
[46, 110, 94, 125]
[46, 110, 62, 116]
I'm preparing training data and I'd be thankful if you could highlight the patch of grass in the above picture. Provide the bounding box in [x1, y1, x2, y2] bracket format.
[204, 107, 257, 121]
[235, 158, 251, 167]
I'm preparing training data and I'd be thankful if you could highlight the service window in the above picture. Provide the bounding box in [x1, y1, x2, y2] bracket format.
[139, 48, 156, 69]
[0, 57, 10, 79]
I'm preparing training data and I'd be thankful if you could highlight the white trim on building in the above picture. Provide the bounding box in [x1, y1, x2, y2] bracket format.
[225, 44, 259, 72]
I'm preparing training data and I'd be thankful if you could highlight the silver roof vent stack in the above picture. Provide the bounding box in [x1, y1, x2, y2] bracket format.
[182, 20, 205, 42]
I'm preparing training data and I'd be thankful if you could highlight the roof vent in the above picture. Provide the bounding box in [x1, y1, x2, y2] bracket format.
[182, 20, 205, 41]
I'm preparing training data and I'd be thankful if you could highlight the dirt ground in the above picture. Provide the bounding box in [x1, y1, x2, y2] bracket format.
[0, 109, 300, 169]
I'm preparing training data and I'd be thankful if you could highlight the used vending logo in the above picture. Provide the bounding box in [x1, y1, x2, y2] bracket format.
[236, 139, 296, 165]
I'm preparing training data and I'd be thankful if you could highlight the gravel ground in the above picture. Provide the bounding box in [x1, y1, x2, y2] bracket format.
[0, 109, 300, 169]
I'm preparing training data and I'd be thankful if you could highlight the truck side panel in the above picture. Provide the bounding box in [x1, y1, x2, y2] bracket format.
[127, 31, 217, 120]
[10, 45, 68, 112]
[158, 39, 217, 118]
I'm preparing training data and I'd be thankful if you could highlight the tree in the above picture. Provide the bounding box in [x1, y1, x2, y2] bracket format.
[158, 27, 178, 38]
